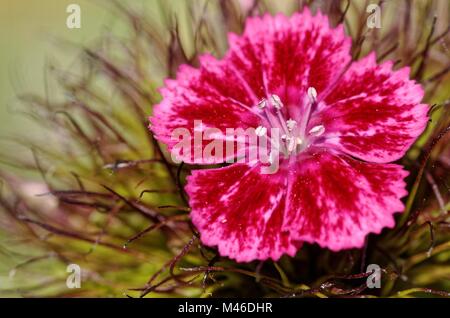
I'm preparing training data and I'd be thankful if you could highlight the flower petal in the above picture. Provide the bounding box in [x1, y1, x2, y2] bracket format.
[150, 62, 261, 164]
[285, 149, 408, 251]
[311, 53, 429, 163]
[227, 8, 351, 120]
[186, 162, 299, 262]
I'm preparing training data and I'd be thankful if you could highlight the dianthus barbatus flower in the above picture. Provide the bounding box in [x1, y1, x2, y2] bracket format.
[150, 8, 429, 262]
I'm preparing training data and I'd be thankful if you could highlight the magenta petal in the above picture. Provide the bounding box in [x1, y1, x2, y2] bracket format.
[285, 150, 409, 251]
[313, 53, 429, 163]
[150, 62, 260, 164]
[227, 9, 351, 119]
[186, 163, 299, 262]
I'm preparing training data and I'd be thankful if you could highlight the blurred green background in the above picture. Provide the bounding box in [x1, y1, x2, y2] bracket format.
[1, 1, 104, 136]
[0, 0, 179, 146]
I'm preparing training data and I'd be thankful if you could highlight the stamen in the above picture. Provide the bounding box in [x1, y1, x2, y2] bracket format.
[255, 126, 267, 137]
[296, 137, 303, 146]
[308, 124, 325, 136]
[270, 94, 283, 109]
[257, 98, 267, 109]
[286, 119, 297, 131]
[307, 87, 317, 104]
[299, 87, 318, 141]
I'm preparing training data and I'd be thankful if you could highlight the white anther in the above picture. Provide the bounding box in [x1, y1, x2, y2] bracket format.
[307, 87, 317, 103]
[308, 124, 325, 137]
[270, 94, 283, 109]
[257, 98, 267, 109]
[296, 137, 303, 146]
[255, 126, 267, 137]
[281, 134, 288, 142]
[286, 119, 297, 131]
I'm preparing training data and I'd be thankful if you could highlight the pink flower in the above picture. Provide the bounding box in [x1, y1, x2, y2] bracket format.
[150, 9, 429, 262]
